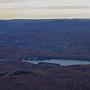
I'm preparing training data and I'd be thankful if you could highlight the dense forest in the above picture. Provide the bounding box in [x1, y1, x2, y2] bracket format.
[0, 61, 90, 90]
[0, 19, 90, 60]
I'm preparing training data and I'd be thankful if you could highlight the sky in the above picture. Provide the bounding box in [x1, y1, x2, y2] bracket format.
[0, 0, 90, 19]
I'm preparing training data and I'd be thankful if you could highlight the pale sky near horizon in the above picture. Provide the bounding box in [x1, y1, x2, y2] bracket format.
[0, 0, 90, 19]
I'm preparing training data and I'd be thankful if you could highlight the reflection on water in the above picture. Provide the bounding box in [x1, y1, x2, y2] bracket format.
[23, 59, 90, 66]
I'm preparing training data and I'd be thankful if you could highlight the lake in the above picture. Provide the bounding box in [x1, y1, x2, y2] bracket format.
[22, 59, 90, 66]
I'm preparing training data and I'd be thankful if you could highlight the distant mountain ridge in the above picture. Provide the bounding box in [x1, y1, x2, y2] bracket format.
[0, 19, 90, 33]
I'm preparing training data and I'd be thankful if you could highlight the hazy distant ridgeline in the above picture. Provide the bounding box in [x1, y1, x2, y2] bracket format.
[0, 19, 90, 32]
[0, 19, 90, 60]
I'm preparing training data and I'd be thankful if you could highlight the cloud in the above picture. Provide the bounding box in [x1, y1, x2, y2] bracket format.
[0, 0, 26, 2]
[0, 0, 90, 9]
[0, 0, 90, 19]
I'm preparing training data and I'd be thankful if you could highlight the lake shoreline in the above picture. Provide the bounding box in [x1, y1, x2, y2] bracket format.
[22, 58, 90, 66]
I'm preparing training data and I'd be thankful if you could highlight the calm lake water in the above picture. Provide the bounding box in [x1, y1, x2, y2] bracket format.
[23, 59, 90, 66]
